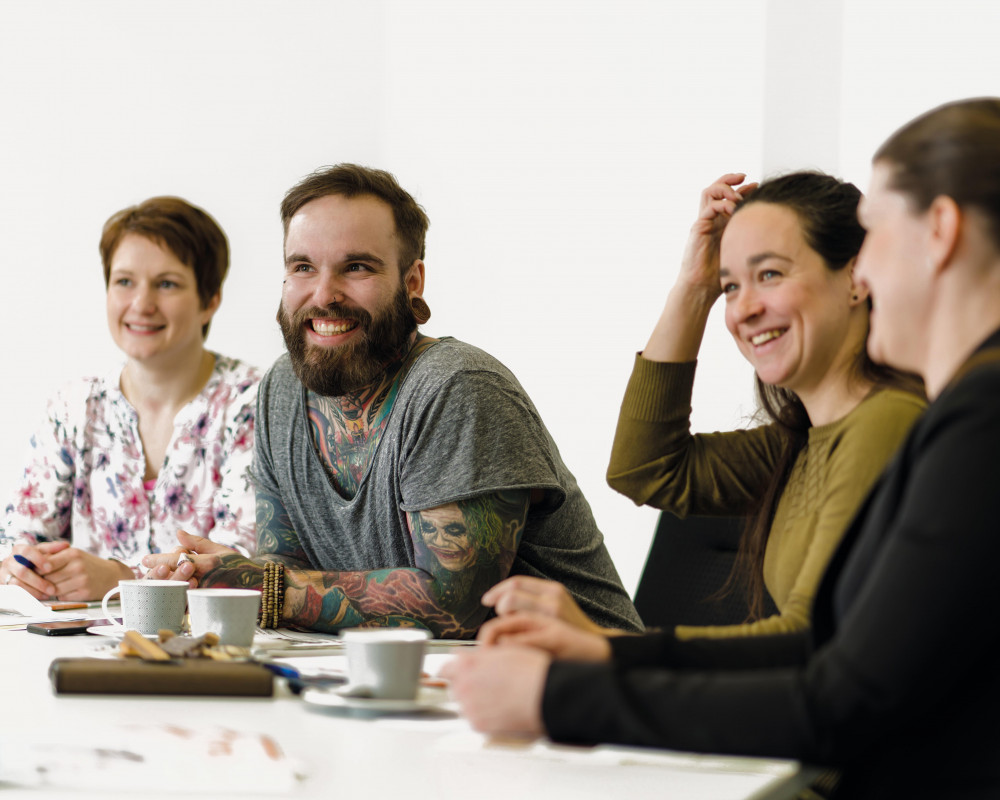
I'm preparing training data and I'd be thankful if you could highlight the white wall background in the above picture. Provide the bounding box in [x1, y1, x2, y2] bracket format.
[1, 0, 998, 594]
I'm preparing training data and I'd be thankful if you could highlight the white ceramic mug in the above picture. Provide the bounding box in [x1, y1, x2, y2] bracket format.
[187, 588, 261, 647]
[341, 628, 431, 699]
[101, 579, 189, 636]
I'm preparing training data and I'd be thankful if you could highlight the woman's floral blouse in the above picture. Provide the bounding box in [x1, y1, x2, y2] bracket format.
[0, 354, 260, 574]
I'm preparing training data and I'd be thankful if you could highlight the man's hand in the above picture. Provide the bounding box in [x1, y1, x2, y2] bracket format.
[477, 612, 614, 662]
[482, 575, 607, 634]
[440, 645, 550, 737]
[142, 530, 252, 588]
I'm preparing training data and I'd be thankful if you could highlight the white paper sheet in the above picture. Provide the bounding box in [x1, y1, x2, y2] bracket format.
[0, 724, 304, 793]
[431, 732, 802, 800]
[0, 585, 86, 626]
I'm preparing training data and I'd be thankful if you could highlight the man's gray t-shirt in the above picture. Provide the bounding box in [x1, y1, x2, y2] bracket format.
[253, 337, 641, 632]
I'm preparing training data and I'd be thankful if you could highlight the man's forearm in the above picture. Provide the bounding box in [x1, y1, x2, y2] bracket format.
[241, 490, 529, 636]
[282, 566, 480, 638]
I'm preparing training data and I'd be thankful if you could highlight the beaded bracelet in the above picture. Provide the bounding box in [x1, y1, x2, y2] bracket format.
[259, 564, 270, 627]
[261, 563, 272, 627]
[258, 561, 285, 628]
[270, 562, 284, 628]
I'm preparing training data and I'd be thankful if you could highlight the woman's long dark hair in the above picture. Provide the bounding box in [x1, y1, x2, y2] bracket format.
[718, 172, 924, 620]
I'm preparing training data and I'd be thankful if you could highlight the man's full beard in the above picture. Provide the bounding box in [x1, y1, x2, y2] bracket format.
[277, 285, 416, 397]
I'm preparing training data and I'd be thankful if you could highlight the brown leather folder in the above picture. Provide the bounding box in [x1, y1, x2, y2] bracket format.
[49, 658, 274, 697]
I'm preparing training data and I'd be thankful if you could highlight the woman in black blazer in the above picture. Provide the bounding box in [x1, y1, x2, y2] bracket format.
[443, 97, 1000, 799]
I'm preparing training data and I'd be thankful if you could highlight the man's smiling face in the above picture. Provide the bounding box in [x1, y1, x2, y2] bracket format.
[278, 193, 417, 396]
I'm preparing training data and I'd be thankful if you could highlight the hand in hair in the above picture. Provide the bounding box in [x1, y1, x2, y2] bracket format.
[677, 173, 758, 301]
[642, 173, 757, 363]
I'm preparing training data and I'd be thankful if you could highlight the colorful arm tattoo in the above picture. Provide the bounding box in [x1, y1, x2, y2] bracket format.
[196, 490, 311, 591]
[277, 490, 530, 638]
[255, 491, 311, 566]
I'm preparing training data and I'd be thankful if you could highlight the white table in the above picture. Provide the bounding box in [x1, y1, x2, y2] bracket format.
[0, 612, 816, 800]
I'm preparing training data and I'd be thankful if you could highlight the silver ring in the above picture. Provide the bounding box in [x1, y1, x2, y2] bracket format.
[3, 573, 13, 585]
[177, 552, 193, 566]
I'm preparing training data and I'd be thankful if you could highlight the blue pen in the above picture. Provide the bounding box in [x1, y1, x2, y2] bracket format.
[259, 662, 346, 694]
[13, 554, 38, 572]
[262, 663, 300, 680]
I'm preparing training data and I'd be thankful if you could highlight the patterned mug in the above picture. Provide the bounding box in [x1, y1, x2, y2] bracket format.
[101, 579, 189, 636]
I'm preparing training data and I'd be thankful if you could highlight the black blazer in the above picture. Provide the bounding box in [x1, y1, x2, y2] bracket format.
[544, 328, 1000, 799]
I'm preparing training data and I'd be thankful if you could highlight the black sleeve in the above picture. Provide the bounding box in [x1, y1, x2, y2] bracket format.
[611, 628, 811, 671]
[543, 660, 815, 758]
[543, 365, 1000, 764]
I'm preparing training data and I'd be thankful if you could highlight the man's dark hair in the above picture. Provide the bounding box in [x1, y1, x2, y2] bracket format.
[281, 164, 430, 270]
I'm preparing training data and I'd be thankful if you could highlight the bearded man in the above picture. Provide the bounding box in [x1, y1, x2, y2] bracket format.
[145, 164, 641, 637]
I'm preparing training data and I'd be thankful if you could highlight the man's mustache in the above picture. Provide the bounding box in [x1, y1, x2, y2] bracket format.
[287, 305, 372, 326]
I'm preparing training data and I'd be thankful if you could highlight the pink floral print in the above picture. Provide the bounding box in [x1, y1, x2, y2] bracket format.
[0, 354, 260, 575]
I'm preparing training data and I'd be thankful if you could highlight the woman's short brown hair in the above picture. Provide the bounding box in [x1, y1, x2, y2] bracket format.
[99, 196, 229, 339]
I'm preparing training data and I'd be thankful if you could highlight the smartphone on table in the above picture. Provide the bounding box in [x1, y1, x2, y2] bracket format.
[26, 619, 118, 636]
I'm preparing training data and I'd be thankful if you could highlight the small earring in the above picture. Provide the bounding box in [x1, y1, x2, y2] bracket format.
[852, 294, 859, 302]
[411, 296, 431, 325]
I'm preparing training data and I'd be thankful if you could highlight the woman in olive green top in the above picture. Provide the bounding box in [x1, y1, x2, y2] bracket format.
[483, 172, 924, 640]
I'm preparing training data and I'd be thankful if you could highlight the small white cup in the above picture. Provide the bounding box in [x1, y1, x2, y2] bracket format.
[101, 580, 189, 636]
[187, 588, 262, 647]
[341, 628, 431, 700]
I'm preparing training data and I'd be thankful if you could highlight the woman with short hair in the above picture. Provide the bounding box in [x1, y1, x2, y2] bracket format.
[0, 197, 260, 601]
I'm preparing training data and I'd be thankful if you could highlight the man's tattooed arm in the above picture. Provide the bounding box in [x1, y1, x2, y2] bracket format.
[255, 492, 311, 567]
[190, 490, 313, 590]
[197, 489, 530, 638]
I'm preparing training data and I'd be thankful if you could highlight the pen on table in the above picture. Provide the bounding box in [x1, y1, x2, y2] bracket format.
[258, 662, 448, 693]
[259, 662, 347, 694]
[261, 662, 301, 680]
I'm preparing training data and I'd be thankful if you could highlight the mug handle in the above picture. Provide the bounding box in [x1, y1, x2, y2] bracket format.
[101, 585, 126, 631]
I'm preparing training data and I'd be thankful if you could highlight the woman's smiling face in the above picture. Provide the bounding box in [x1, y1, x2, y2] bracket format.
[106, 234, 217, 366]
[719, 202, 859, 400]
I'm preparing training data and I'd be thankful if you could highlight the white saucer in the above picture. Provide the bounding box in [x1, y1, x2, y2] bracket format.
[301, 685, 452, 713]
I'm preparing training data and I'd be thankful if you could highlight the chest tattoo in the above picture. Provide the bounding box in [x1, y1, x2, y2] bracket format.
[306, 337, 437, 499]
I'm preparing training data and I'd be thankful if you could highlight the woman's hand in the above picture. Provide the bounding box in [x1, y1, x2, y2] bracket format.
[482, 576, 607, 635]
[477, 612, 613, 662]
[45, 546, 135, 601]
[1, 541, 69, 599]
[440, 645, 550, 737]
[2, 541, 133, 601]
[676, 172, 757, 301]
[642, 173, 757, 363]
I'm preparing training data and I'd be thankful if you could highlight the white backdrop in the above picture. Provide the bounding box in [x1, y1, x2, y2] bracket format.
[1, 0, 998, 593]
